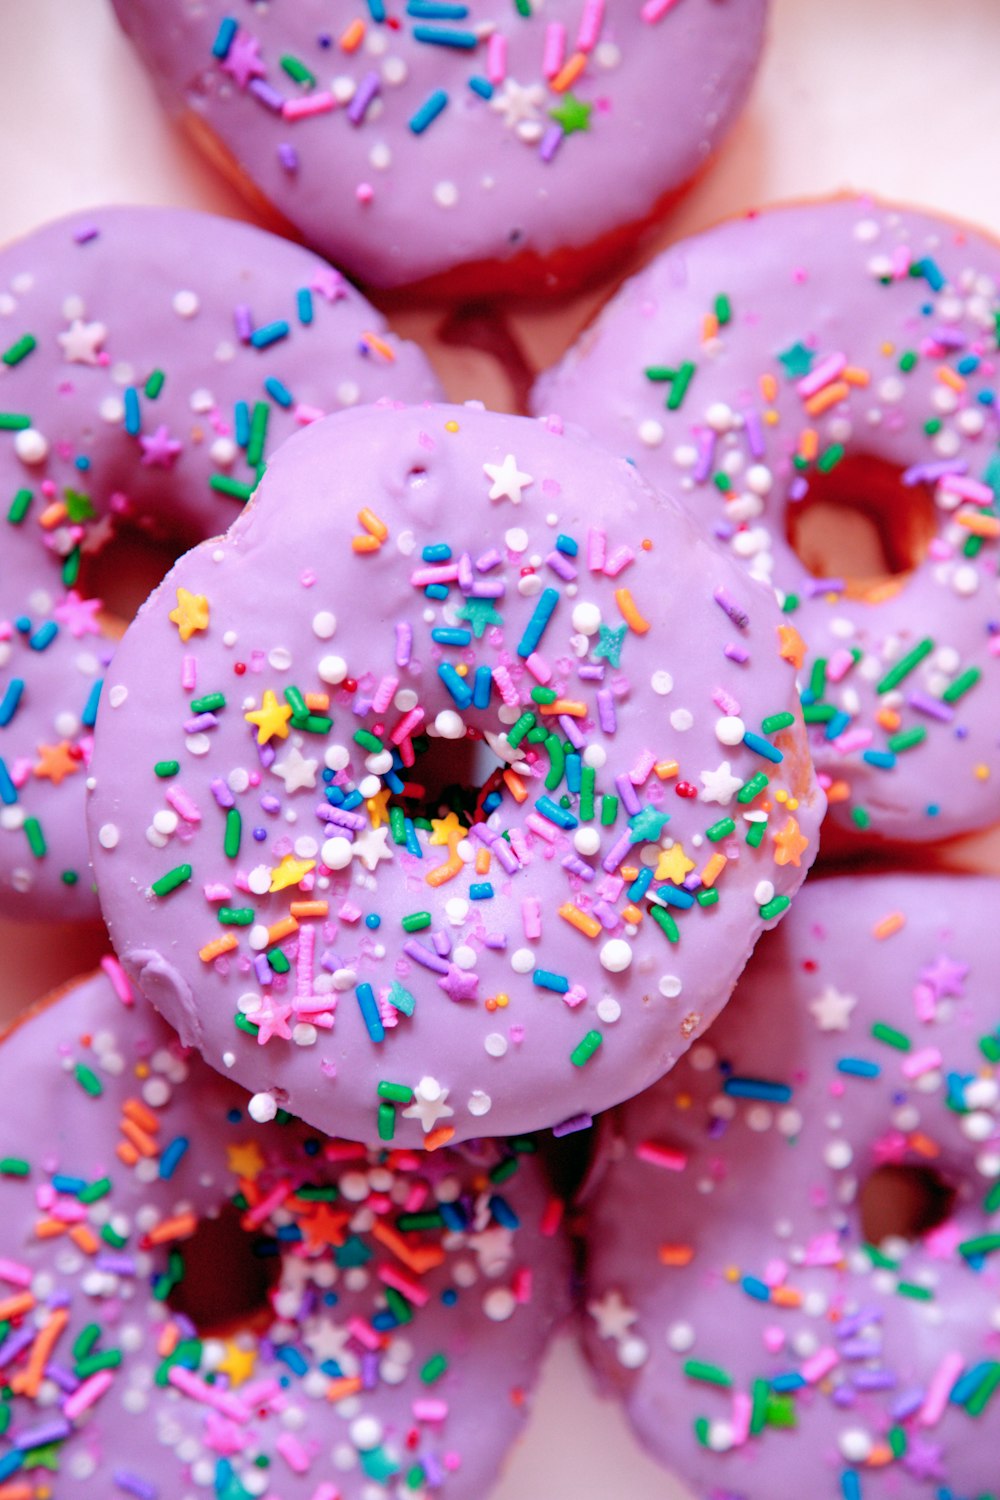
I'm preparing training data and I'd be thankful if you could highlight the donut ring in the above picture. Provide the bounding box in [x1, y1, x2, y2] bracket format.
[582, 872, 1000, 1499]
[110, 0, 767, 298]
[0, 207, 440, 919]
[533, 197, 1000, 844]
[0, 966, 572, 1496]
[87, 402, 823, 1146]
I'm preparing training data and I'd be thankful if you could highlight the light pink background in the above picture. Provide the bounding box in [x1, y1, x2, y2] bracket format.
[2, 2, 999, 1493]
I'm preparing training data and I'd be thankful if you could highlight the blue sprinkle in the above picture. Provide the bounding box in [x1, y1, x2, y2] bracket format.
[956, 354, 980, 376]
[862, 748, 897, 770]
[263, 376, 293, 408]
[275, 1345, 308, 1376]
[211, 16, 238, 58]
[0, 679, 24, 726]
[0, 1451, 23, 1481]
[771, 1371, 807, 1392]
[439, 1201, 468, 1231]
[0, 757, 17, 805]
[438, 662, 473, 708]
[296, 287, 313, 325]
[422, 543, 452, 562]
[356, 982, 385, 1043]
[431, 626, 471, 646]
[840, 1470, 861, 1500]
[628, 868, 653, 902]
[407, 0, 469, 16]
[365, 913, 381, 929]
[565, 753, 581, 793]
[655, 884, 695, 910]
[742, 1275, 771, 1301]
[404, 818, 422, 859]
[29, 620, 59, 651]
[124, 386, 141, 436]
[533, 969, 569, 994]
[742, 729, 783, 764]
[473, 665, 492, 710]
[534, 795, 578, 829]
[372, 1309, 398, 1331]
[341, 789, 364, 811]
[468, 75, 494, 99]
[409, 88, 449, 134]
[234, 400, 250, 447]
[159, 1137, 190, 1180]
[367, 0, 386, 18]
[412, 25, 477, 47]
[950, 1360, 991, 1406]
[385, 768, 404, 793]
[82, 677, 103, 728]
[483, 791, 501, 813]
[824, 708, 851, 740]
[425, 583, 449, 600]
[517, 587, 559, 658]
[469, 882, 494, 900]
[555, 533, 579, 556]
[836, 1058, 881, 1079]
[250, 320, 290, 350]
[52, 1173, 87, 1195]
[723, 1076, 793, 1103]
[916, 256, 945, 291]
[489, 1194, 520, 1229]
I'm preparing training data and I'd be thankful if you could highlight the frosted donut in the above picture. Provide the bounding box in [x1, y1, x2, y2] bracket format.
[533, 197, 1000, 845]
[86, 401, 823, 1146]
[0, 206, 441, 920]
[0, 964, 572, 1496]
[582, 872, 1000, 1498]
[110, 0, 767, 298]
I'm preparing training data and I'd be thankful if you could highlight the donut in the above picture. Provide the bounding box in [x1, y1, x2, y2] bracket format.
[0, 206, 441, 921]
[109, 0, 768, 298]
[0, 964, 572, 1496]
[86, 401, 823, 1146]
[532, 196, 1000, 845]
[581, 871, 1000, 1498]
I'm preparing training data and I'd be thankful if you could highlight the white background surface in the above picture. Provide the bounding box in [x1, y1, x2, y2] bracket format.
[1, 2, 1000, 1495]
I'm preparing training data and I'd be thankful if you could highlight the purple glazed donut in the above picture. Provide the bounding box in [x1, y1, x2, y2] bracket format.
[0, 965, 573, 1497]
[85, 402, 824, 1146]
[581, 871, 1000, 1498]
[533, 197, 1000, 845]
[109, 0, 768, 298]
[0, 207, 441, 921]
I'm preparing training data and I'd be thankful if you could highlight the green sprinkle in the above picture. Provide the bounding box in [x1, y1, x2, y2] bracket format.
[941, 666, 981, 704]
[151, 863, 192, 897]
[0, 1157, 30, 1177]
[570, 1030, 603, 1067]
[899, 350, 918, 372]
[896, 1281, 932, 1301]
[959, 1234, 1000, 1259]
[886, 726, 927, 753]
[0, 413, 31, 430]
[817, 442, 845, 473]
[764, 1392, 797, 1429]
[925, 416, 942, 436]
[401, 912, 432, 933]
[377, 1081, 414, 1104]
[737, 772, 769, 804]
[714, 294, 732, 326]
[759, 894, 790, 921]
[65, 489, 95, 522]
[209, 474, 254, 502]
[872, 1022, 911, 1051]
[235, 1012, 260, 1037]
[750, 1378, 769, 1435]
[531, 685, 557, 704]
[705, 816, 735, 843]
[6, 488, 32, 524]
[285, 685, 309, 722]
[2, 334, 36, 367]
[78, 1176, 111, 1204]
[390, 806, 407, 846]
[377, 1102, 396, 1141]
[888, 1425, 907, 1458]
[781, 593, 800, 613]
[851, 805, 871, 832]
[645, 365, 674, 382]
[489, 1156, 519, 1185]
[696, 888, 719, 908]
[808, 658, 827, 699]
[580, 765, 596, 821]
[62, 546, 81, 587]
[74, 1063, 103, 1098]
[761, 711, 794, 734]
[683, 1359, 733, 1389]
[876, 636, 935, 693]
[966, 1362, 1000, 1416]
[354, 728, 384, 753]
[649, 905, 680, 943]
[75, 1349, 122, 1376]
[190, 691, 226, 714]
[154, 760, 180, 778]
[745, 818, 766, 848]
[224, 807, 242, 859]
[985, 1183, 1000, 1216]
[666, 360, 696, 411]
[144, 368, 165, 399]
[384, 1285, 414, 1325]
[600, 794, 618, 826]
[218, 906, 255, 925]
[246, 401, 270, 468]
[865, 1243, 898, 1269]
[267, 948, 291, 974]
[280, 52, 316, 86]
[508, 711, 535, 748]
[24, 817, 46, 857]
[420, 1353, 448, 1385]
[980, 1034, 1000, 1064]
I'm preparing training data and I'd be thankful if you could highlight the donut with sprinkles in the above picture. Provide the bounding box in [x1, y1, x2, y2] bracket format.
[0, 965, 573, 1497]
[86, 402, 823, 1145]
[0, 207, 441, 920]
[534, 197, 1000, 845]
[109, 0, 768, 297]
[581, 872, 1000, 1499]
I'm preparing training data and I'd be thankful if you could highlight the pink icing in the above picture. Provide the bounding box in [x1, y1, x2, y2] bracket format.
[0, 967, 572, 1496]
[533, 197, 1000, 844]
[86, 402, 823, 1145]
[110, 0, 767, 291]
[0, 207, 441, 920]
[582, 871, 1000, 1498]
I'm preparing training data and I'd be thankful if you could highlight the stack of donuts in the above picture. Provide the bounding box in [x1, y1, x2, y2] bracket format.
[1, 3, 999, 1496]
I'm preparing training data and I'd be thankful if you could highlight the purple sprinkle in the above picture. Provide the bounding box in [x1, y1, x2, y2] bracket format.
[233, 303, 254, 343]
[724, 643, 750, 664]
[184, 712, 218, 733]
[539, 122, 564, 162]
[561, 852, 595, 882]
[432, 928, 452, 958]
[73, 222, 100, 243]
[457, 551, 475, 592]
[259, 794, 281, 814]
[114, 1469, 159, 1499]
[395, 620, 413, 668]
[593, 900, 620, 931]
[546, 550, 577, 581]
[403, 940, 450, 975]
[597, 689, 617, 735]
[891, 1387, 925, 1421]
[469, 578, 505, 598]
[277, 142, 299, 172]
[930, 326, 966, 349]
[908, 691, 954, 722]
[789, 475, 809, 503]
[492, 839, 520, 875]
[743, 407, 766, 459]
[578, 663, 605, 681]
[836, 1307, 883, 1339]
[602, 830, 632, 874]
[713, 586, 750, 630]
[552, 1112, 593, 1137]
[831, 1382, 857, 1408]
[253, 954, 272, 985]
[559, 714, 585, 748]
[852, 1369, 896, 1391]
[481, 931, 507, 950]
[317, 806, 365, 831]
[902, 458, 967, 485]
[257, 739, 276, 770]
[95, 1252, 137, 1276]
[840, 1338, 882, 1360]
[693, 428, 716, 483]
[476, 548, 503, 572]
[614, 773, 641, 816]
[361, 1350, 380, 1390]
[806, 576, 844, 597]
[16, 1418, 72, 1449]
[0, 1327, 36, 1368]
[210, 777, 235, 809]
[348, 71, 380, 125]
[249, 77, 285, 112]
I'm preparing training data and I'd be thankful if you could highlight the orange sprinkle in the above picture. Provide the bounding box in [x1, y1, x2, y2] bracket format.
[267, 916, 300, 946]
[622, 903, 643, 924]
[876, 707, 901, 733]
[540, 698, 587, 716]
[759, 372, 778, 403]
[763, 409, 780, 427]
[327, 1374, 364, 1402]
[908, 1130, 941, 1160]
[199, 933, 238, 963]
[0, 1482, 35, 1499]
[144, 1211, 198, 1247]
[655, 759, 679, 779]
[502, 769, 529, 803]
[358, 507, 388, 541]
[361, 331, 396, 363]
[351, 533, 381, 554]
[9, 1307, 68, 1398]
[33, 1219, 67, 1241]
[122, 1096, 160, 1134]
[658, 1243, 695, 1267]
[937, 364, 966, 393]
[119, 1118, 159, 1159]
[424, 1125, 456, 1152]
[804, 380, 850, 417]
[158, 1322, 181, 1358]
[826, 779, 851, 803]
[614, 587, 650, 634]
[474, 846, 491, 876]
[550, 50, 586, 91]
[425, 854, 463, 887]
[797, 427, 819, 461]
[700, 852, 727, 888]
[304, 692, 330, 711]
[0, 1291, 35, 1322]
[957, 509, 1000, 538]
[771, 1285, 804, 1309]
[339, 17, 364, 51]
[558, 902, 602, 939]
[69, 1224, 99, 1255]
[116, 1142, 140, 1167]
[843, 365, 870, 387]
[289, 900, 329, 919]
[863, 578, 903, 604]
[39, 500, 69, 530]
[866, 1443, 894, 1468]
[702, 312, 719, 343]
[371, 1221, 446, 1275]
[872, 911, 905, 940]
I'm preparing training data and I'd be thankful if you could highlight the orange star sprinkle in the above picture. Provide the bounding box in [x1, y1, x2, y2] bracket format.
[772, 815, 809, 867]
[33, 740, 81, 786]
[777, 623, 806, 671]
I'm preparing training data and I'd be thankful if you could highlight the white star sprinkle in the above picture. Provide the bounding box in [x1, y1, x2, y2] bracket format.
[272, 746, 319, 794]
[402, 1076, 454, 1133]
[699, 760, 745, 806]
[809, 984, 858, 1032]
[587, 1289, 638, 1341]
[350, 825, 394, 872]
[57, 318, 107, 365]
[483, 453, 533, 506]
[488, 79, 545, 132]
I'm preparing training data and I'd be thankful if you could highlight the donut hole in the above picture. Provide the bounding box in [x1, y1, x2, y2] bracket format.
[786, 454, 936, 590]
[164, 1202, 281, 1338]
[77, 529, 188, 639]
[401, 729, 505, 824]
[859, 1163, 956, 1248]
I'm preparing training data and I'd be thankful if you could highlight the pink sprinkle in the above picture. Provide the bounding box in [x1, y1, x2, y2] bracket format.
[294, 403, 325, 425]
[525, 813, 557, 843]
[891, 244, 912, 279]
[296, 924, 316, 997]
[524, 651, 552, 684]
[712, 687, 740, 717]
[913, 980, 937, 1023]
[181, 654, 197, 691]
[918, 1351, 964, 1427]
[939, 474, 994, 505]
[412, 1398, 449, 1422]
[826, 648, 857, 684]
[243, 1179, 292, 1230]
[276, 1432, 312, 1473]
[802, 1347, 839, 1384]
[797, 352, 847, 399]
[832, 727, 873, 755]
[635, 1141, 687, 1171]
[100, 954, 134, 1007]
[763, 1325, 785, 1354]
[901, 1045, 943, 1079]
[641, 0, 682, 19]
[487, 31, 507, 84]
[283, 91, 336, 119]
[379, 1263, 430, 1307]
[492, 665, 520, 707]
[587, 526, 607, 572]
[0, 1258, 33, 1287]
[390, 706, 425, 745]
[410, 563, 459, 587]
[577, 0, 605, 51]
[513, 1265, 533, 1302]
[63, 1369, 115, 1420]
[348, 1315, 381, 1351]
[730, 1389, 752, 1446]
[541, 1197, 564, 1237]
[372, 674, 399, 714]
[168, 1366, 251, 1423]
[356, 183, 374, 204]
[543, 21, 566, 77]
[309, 1486, 342, 1500]
[603, 544, 635, 578]
[564, 983, 587, 1009]
[166, 785, 202, 824]
[522, 897, 542, 939]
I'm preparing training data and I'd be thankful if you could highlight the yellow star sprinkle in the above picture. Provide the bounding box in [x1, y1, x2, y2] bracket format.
[366, 786, 392, 829]
[168, 587, 210, 642]
[428, 811, 467, 850]
[269, 853, 316, 893]
[226, 1139, 266, 1180]
[655, 843, 696, 885]
[244, 689, 293, 745]
[216, 1341, 257, 1388]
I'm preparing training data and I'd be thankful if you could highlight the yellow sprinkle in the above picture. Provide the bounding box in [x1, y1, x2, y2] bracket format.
[269, 853, 316, 893]
[169, 587, 210, 643]
[975, 763, 990, 782]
